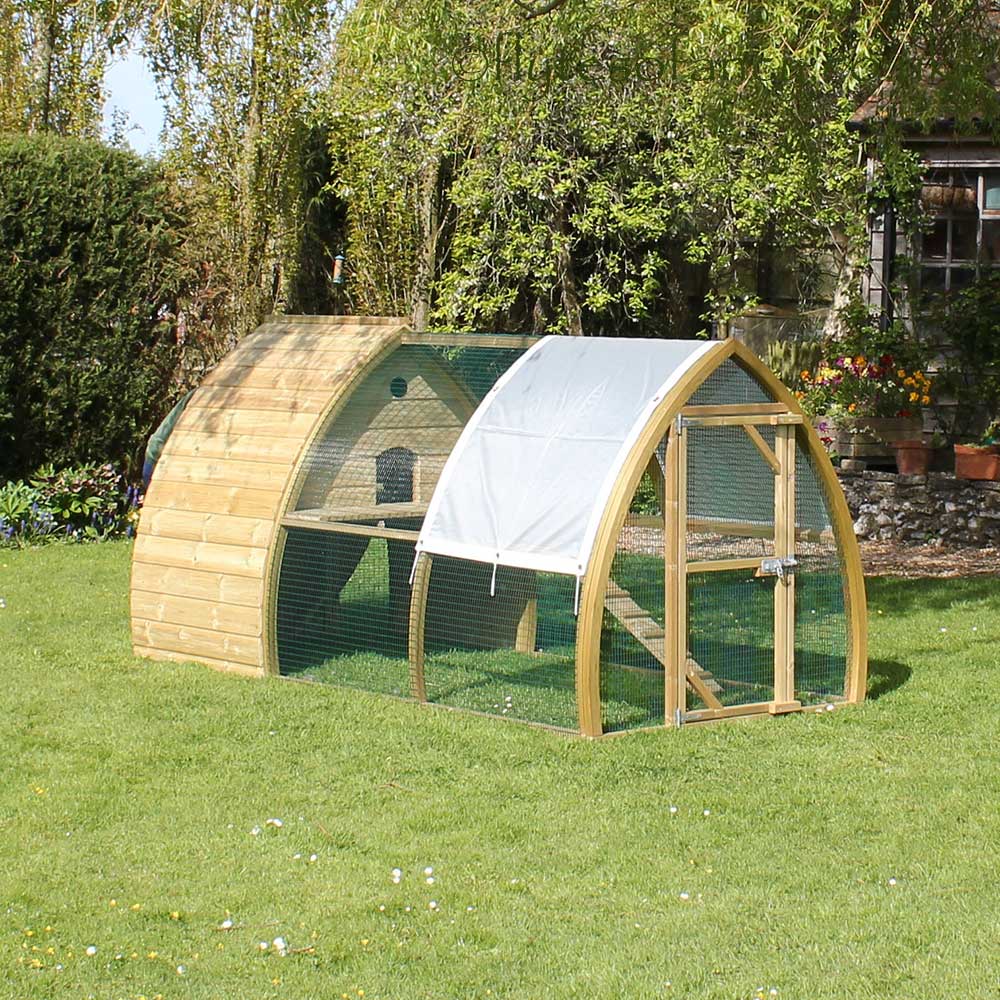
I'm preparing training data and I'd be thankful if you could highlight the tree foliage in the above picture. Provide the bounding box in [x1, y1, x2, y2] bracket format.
[143, 0, 341, 341]
[0, 134, 205, 479]
[326, 0, 1000, 335]
[0, 0, 139, 135]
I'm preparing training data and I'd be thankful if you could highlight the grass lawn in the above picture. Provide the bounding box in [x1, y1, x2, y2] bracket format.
[1, 541, 998, 999]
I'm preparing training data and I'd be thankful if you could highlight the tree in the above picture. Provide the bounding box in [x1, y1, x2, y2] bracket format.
[0, 0, 138, 135]
[325, 0, 1000, 335]
[143, 0, 340, 343]
[0, 134, 206, 479]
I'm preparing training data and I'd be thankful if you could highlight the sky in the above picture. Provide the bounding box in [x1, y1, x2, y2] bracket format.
[102, 49, 164, 156]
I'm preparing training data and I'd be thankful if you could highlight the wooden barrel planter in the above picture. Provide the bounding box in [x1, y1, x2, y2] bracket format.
[827, 416, 923, 464]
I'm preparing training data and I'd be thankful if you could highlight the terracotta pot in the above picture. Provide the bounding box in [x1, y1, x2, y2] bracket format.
[954, 444, 1000, 481]
[892, 439, 931, 476]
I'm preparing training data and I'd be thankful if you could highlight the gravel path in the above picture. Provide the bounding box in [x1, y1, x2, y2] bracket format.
[860, 540, 1000, 578]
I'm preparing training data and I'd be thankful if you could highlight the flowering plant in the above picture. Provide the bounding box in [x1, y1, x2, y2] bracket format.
[0, 464, 142, 548]
[796, 353, 933, 422]
[794, 302, 933, 426]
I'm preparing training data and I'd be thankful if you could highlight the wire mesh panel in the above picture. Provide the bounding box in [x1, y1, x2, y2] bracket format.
[794, 440, 848, 703]
[685, 423, 778, 710]
[274, 340, 529, 700]
[687, 571, 777, 708]
[293, 344, 526, 517]
[687, 422, 776, 546]
[421, 556, 578, 730]
[687, 358, 774, 407]
[276, 527, 413, 695]
[600, 464, 668, 732]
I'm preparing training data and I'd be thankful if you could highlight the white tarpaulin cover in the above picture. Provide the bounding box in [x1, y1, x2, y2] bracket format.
[415, 336, 718, 584]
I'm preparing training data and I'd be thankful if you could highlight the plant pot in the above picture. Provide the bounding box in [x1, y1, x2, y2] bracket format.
[954, 444, 1000, 481]
[892, 439, 931, 476]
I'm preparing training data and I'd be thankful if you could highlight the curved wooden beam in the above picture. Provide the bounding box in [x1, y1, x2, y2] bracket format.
[407, 552, 432, 701]
[575, 340, 735, 736]
[724, 342, 867, 704]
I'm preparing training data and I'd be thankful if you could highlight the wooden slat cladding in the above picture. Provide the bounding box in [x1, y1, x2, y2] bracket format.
[132, 619, 264, 667]
[188, 386, 330, 414]
[151, 456, 290, 492]
[203, 365, 349, 392]
[172, 407, 317, 440]
[218, 348, 374, 371]
[131, 591, 262, 636]
[139, 507, 274, 548]
[141, 483, 282, 520]
[130, 563, 261, 607]
[132, 645, 264, 677]
[162, 431, 306, 465]
[131, 315, 410, 676]
[134, 535, 268, 578]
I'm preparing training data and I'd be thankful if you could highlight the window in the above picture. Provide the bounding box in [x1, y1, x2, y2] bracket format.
[919, 168, 1000, 295]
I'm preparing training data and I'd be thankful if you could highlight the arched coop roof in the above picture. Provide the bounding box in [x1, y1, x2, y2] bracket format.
[415, 336, 717, 580]
[130, 316, 410, 676]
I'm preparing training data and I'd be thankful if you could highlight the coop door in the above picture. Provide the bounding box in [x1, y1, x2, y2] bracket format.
[668, 412, 800, 722]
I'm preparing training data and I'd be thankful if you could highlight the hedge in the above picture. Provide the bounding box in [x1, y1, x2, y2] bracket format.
[0, 134, 199, 480]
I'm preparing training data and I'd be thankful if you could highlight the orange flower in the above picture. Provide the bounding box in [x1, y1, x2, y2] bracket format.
[909, 391, 919, 402]
[921, 395, 931, 405]
[848, 402, 857, 412]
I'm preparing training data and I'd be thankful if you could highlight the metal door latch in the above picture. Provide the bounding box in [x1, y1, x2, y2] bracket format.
[759, 556, 798, 579]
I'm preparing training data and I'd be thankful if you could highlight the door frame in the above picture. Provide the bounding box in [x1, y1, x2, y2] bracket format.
[666, 404, 803, 724]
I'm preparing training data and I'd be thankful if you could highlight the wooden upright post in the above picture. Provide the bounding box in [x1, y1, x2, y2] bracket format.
[408, 553, 432, 702]
[772, 426, 797, 711]
[664, 424, 687, 726]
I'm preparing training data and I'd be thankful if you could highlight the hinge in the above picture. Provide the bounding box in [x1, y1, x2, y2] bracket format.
[674, 707, 684, 727]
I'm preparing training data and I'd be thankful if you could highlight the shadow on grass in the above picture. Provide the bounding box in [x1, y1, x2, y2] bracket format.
[866, 658, 912, 700]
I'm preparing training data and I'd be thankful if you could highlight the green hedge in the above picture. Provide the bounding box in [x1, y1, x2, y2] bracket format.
[0, 134, 197, 480]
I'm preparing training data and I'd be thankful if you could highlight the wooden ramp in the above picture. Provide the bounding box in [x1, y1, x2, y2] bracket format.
[604, 582, 723, 709]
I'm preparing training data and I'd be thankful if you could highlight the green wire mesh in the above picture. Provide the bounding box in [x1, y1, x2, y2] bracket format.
[275, 340, 531, 708]
[794, 439, 848, 703]
[688, 358, 774, 407]
[422, 557, 579, 730]
[276, 528, 413, 695]
[601, 462, 668, 733]
[273, 336, 853, 731]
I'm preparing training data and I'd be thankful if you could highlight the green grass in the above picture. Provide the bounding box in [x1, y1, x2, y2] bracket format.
[2, 541, 999, 999]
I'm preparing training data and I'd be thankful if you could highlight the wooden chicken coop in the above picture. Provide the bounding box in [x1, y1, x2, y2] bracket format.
[131, 316, 867, 735]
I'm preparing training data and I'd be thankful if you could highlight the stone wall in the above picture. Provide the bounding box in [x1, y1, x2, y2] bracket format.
[836, 469, 1000, 546]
